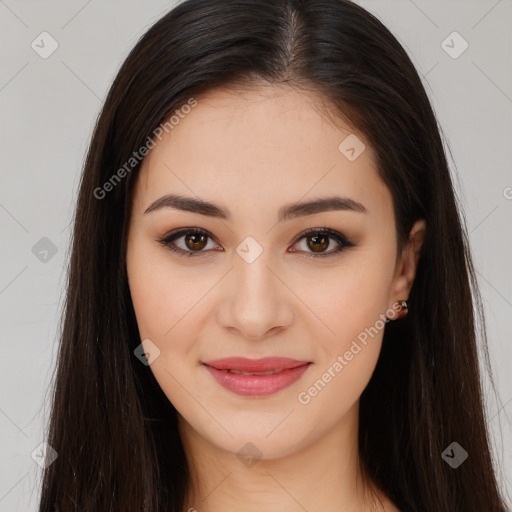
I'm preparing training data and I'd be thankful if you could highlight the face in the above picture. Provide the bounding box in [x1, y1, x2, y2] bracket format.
[126, 84, 424, 460]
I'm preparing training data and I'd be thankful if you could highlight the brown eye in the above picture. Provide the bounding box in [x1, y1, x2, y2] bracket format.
[159, 227, 355, 260]
[185, 233, 208, 251]
[159, 228, 219, 258]
[291, 228, 355, 259]
[306, 233, 330, 253]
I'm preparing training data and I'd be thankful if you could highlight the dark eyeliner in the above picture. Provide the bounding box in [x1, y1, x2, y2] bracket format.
[157, 226, 355, 259]
[157, 227, 215, 258]
[291, 227, 356, 260]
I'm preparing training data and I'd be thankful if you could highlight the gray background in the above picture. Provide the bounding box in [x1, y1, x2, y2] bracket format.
[0, 0, 511, 510]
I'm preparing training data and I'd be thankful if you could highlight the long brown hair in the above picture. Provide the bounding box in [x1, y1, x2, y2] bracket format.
[38, 0, 510, 510]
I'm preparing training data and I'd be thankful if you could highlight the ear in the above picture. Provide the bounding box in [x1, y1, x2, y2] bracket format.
[388, 219, 426, 309]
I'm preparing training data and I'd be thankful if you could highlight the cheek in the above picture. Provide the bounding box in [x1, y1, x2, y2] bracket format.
[294, 250, 394, 351]
[127, 247, 207, 406]
[293, 244, 395, 402]
[127, 237, 208, 340]
[293, 291, 390, 437]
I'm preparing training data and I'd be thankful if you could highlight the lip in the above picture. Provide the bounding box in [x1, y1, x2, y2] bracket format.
[202, 357, 312, 397]
[202, 357, 310, 372]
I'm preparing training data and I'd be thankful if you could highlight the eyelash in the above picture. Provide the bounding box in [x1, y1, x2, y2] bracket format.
[157, 227, 356, 260]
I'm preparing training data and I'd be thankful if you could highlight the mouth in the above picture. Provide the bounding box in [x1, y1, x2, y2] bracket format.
[201, 357, 312, 397]
[223, 368, 286, 375]
[202, 356, 311, 373]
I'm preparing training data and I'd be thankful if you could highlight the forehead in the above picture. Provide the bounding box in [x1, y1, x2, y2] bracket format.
[133, 84, 393, 224]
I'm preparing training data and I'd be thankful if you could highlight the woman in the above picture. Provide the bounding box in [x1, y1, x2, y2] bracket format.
[38, 0, 510, 510]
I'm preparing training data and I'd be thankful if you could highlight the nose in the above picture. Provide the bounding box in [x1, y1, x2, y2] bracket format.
[217, 252, 295, 341]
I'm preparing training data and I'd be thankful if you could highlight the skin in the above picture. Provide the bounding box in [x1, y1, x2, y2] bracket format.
[126, 83, 426, 512]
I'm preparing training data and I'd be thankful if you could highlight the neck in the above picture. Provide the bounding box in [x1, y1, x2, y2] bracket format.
[178, 401, 395, 512]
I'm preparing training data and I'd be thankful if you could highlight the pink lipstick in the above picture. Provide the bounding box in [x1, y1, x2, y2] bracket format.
[202, 357, 312, 397]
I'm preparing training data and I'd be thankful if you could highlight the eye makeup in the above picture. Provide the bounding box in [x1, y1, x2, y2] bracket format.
[156, 226, 357, 260]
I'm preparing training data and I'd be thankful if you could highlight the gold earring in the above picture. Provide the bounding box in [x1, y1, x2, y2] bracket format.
[388, 299, 408, 321]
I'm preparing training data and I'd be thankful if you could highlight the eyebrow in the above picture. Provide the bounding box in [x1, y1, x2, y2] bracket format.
[144, 193, 368, 221]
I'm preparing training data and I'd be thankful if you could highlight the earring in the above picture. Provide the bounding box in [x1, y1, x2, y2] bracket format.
[388, 299, 408, 321]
